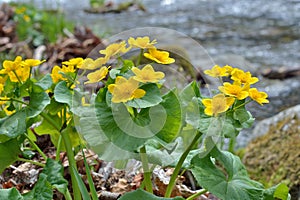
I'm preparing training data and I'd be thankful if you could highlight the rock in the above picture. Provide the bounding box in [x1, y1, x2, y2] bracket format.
[261, 66, 300, 79]
[243, 105, 300, 200]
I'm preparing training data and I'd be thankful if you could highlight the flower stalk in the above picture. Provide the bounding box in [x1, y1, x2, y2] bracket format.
[165, 131, 203, 198]
[140, 145, 153, 194]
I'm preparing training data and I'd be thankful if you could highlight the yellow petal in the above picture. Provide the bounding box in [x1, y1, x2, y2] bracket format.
[132, 89, 146, 99]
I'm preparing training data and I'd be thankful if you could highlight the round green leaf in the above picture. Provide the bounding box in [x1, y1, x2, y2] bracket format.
[126, 83, 163, 108]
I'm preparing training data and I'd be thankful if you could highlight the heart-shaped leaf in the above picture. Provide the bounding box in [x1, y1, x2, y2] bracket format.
[190, 146, 290, 200]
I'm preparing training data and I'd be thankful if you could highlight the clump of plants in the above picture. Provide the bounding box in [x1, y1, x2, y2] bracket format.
[0, 36, 290, 199]
[11, 3, 73, 47]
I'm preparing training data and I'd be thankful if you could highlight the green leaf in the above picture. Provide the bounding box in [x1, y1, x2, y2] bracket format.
[0, 188, 23, 200]
[26, 85, 50, 118]
[273, 183, 290, 200]
[221, 118, 238, 138]
[72, 166, 91, 200]
[42, 159, 68, 195]
[35, 74, 53, 90]
[233, 107, 255, 128]
[0, 111, 26, 141]
[109, 68, 120, 79]
[121, 59, 135, 73]
[261, 183, 291, 200]
[23, 173, 53, 200]
[154, 89, 182, 143]
[54, 81, 72, 107]
[95, 99, 150, 153]
[78, 89, 181, 161]
[33, 116, 81, 151]
[78, 106, 137, 161]
[0, 139, 21, 173]
[190, 146, 287, 200]
[180, 82, 204, 129]
[126, 83, 163, 108]
[45, 98, 64, 115]
[145, 137, 201, 167]
[119, 189, 185, 200]
[233, 107, 250, 123]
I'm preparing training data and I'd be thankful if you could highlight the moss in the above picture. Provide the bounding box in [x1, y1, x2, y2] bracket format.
[243, 115, 300, 199]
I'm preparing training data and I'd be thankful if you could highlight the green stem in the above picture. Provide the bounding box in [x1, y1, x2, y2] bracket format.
[140, 145, 153, 194]
[25, 133, 47, 161]
[64, 190, 73, 200]
[40, 112, 61, 131]
[17, 157, 45, 167]
[186, 189, 207, 200]
[165, 131, 203, 198]
[136, 49, 144, 66]
[10, 98, 29, 106]
[232, 100, 252, 111]
[56, 134, 63, 161]
[81, 148, 98, 200]
[228, 137, 236, 153]
[12, 70, 23, 84]
[61, 128, 82, 200]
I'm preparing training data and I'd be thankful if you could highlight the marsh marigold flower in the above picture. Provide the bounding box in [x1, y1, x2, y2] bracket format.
[51, 65, 76, 83]
[84, 66, 110, 84]
[144, 48, 175, 64]
[231, 69, 259, 85]
[0, 76, 6, 94]
[219, 81, 249, 100]
[62, 58, 84, 68]
[0, 56, 23, 74]
[0, 96, 9, 106]
[223, 65, 234, 74]
[204, 65, 229, 77]
[21, 59, 45, 68]
[100, 41, 130, 59]
[128, 36, 157, 49]
[132, 64, 165, 83]
[108, 76, 145, 103]
[80, 57, 107, 70]
[249, 88, 269, 105]
[202, 93, 235, 116]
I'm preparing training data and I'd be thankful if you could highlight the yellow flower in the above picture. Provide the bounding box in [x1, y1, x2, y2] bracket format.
[219, 81, 249, 100]
[3, 105, 15, 116]
[128, 36, 157, 49]
[143, 48, 175, 64]
[0, 56, 23, 74]
[51, 66, 65, 83]
[249, 88, 269, 105]
[51, 65, 76, 83]
[231, 69, 259, 85]
[108, 76, 145, 103]
[132, 64, 165, 83]
[84, 66, 110, 84]
[80, 57, 107, 70]
[223, 65, 234, 74]
[0, 76, 6, 94]
[204, 65, 229, 77]
[62, 58, 84, 68]
[21, 59, 45, 68]
[15, 6, 26, 14]
[23, 15, 30, 22]
[202, 93, 235, 116]
[0, 56, 32, 82]
[8, 66, 30, 83]
[0, 96, 9, 106]
[99, 41, 130, 59]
